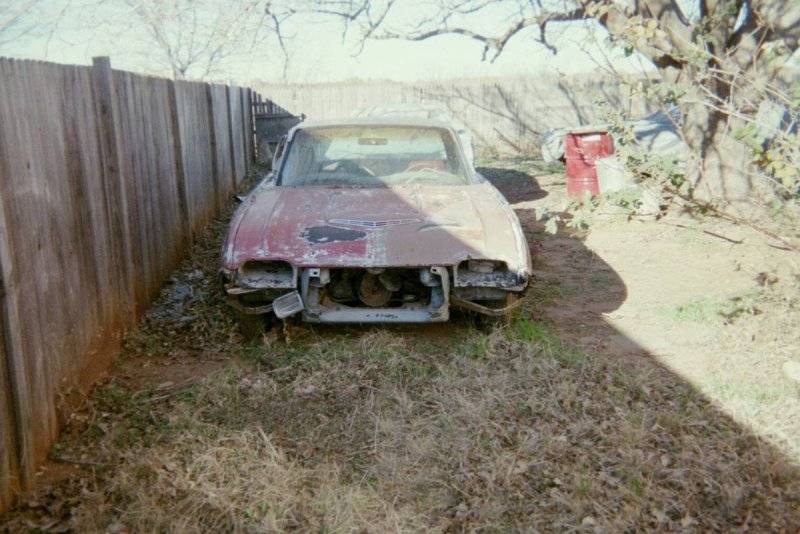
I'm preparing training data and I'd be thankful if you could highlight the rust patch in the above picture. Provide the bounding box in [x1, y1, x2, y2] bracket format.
[301, 225, 366, 245]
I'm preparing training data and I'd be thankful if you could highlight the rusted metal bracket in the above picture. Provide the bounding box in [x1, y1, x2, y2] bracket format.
[450, 294, 523, 317]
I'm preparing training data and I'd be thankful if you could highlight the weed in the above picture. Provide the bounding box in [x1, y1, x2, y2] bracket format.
[576, 477, 592, 496]
[508, 317, 549, 343]
[528, 279, 577, 306]
[506, 317, 586, 366]
[401, 359, 437, 379]
[455, 334, 488, 359]
[665, 299, 726, 323]
[628, 476, 644, 498]
[665, 291, 765, 324]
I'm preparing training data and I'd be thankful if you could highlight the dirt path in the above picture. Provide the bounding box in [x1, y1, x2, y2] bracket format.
[496, 161, 800, 462]
[2, 159, 799, 532]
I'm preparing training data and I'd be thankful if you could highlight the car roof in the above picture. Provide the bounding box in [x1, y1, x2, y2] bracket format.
[353, 105, 469, 129]
[353, 103, 451, 118]
[357, 102, 447, 112]
[290, 117, 457, 132]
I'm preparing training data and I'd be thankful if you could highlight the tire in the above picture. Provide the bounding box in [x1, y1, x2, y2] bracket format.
[237, 313, 271, 340]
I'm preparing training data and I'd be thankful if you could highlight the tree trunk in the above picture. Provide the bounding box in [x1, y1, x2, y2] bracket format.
[679, 101, 751, 204]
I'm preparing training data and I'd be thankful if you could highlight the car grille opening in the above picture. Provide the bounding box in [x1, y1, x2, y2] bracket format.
[239, 260, 294, 288]
[455, 259, 525, 289]
[322, 268, 432, 308]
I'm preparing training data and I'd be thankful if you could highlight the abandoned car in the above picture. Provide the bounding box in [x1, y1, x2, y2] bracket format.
[221, 118, 531, 328]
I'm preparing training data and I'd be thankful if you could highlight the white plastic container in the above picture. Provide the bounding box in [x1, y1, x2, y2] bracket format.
[595, 156, 632, 193]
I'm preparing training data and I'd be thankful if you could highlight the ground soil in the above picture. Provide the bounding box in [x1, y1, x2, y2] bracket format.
[512, 163, 800, 460]
[2, 158, 799, 532]
[491, 158, 798, 438]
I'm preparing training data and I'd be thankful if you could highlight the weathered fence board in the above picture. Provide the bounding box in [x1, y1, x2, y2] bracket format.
[175, 80, 217, 237]
[229, 87, 246, 185]
[91, 56, 134, 332]
[252, 93, 303, 166]
[0, 312, 20, 511]
[209, 84, 234, 206]
[0, 59, 112, 485]
[0, 56, 253, 511]
[0, 76, 25, 508]
[243, 88, 255, 165]
[113, 72, 186, 310]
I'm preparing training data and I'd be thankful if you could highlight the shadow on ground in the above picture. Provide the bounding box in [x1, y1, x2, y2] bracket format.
[2, 162, 799, 531]
[476, 165, 549, 203]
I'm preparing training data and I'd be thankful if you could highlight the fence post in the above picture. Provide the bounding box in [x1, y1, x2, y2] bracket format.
[0, 217, 21, 510]
[0, 310, 20, 512]
[225, 86, 237, 190]
[0, 72, 32, 497]
[239, 88, 248, 173]
[91, 56, 135, 331]
[245, 88, 254, 166]
[166, 79, 192, 242]
[205, 83, 221, 212]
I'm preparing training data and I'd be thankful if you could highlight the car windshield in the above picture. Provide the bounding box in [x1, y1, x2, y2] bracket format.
[279, 125, 470, 187]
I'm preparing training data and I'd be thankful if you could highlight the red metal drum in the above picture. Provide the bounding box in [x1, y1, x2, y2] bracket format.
[564, 131, 614, 198]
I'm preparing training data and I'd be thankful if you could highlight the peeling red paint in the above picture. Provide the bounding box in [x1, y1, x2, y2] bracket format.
[222, 183, 529, 272]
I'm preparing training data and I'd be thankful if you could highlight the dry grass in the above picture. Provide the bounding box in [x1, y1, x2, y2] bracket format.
[681, 274, 800, 461]
[3, 164, 800, 532]
[7, 317, 799, 531]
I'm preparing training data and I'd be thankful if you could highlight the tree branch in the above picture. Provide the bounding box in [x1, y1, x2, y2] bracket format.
[372, 7, 591, 62]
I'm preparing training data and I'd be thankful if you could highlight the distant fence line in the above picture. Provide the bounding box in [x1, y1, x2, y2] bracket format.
[0, 56, 257, 510]
[256, 75, 653, 155]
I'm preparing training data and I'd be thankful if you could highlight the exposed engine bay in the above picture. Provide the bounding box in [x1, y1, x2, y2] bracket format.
[223, 260, 527, 324]
[299, 266, 449, 323]
[321, 268, 432, 308]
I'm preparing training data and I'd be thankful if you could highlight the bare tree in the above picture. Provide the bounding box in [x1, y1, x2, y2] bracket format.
[0, 1, 38, 47]
[0, 0, 73, 52]
[300, 0, 799, 233]
[124, 0, 290, 79]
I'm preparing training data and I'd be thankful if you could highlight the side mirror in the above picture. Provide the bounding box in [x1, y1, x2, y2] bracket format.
[233, 194, 247, 203]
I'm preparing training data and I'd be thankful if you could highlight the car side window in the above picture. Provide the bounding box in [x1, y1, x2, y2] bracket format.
[272, 135, 287, 171]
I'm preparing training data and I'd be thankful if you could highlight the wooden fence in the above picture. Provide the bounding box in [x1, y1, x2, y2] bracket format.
[252, 94, 304, 165]
[0, 56, 257, 511]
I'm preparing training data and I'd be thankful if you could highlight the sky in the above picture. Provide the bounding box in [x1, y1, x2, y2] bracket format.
[1, 0, 656, 85]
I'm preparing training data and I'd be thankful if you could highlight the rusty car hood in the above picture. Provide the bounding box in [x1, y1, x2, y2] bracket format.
[222, 183, 530, 272]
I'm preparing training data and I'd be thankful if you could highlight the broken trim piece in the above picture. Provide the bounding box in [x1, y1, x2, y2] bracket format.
[450, 294, 523, 317]
[273, 290, 304, 318]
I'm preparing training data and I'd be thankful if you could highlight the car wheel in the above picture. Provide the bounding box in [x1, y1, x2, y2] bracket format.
[237, 313, 272, 339]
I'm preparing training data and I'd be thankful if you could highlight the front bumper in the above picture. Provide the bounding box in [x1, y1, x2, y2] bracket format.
[225, 265, 527, 323]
